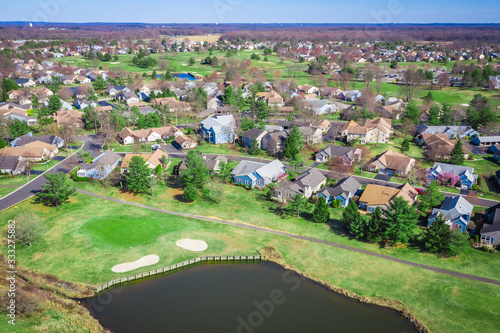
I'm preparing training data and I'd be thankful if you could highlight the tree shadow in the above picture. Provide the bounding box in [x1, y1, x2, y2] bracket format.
[327, 218, 353, 239]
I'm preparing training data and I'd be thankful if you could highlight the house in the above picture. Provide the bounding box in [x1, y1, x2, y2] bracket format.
[428, 162, 477, 190]
[368, 150, 415, 177]
[428, 196, 473, 233]
[231, 159, 286, 188]
[481, 206, 500, 246]
[0, 141, 59, 162]
[242, 128, 267, 149]
[255, 90, 284, 107]
[416, 124, 478, 140]
[358, 183, 418, 212]
[200, 115, 236, 144]
[14, 78, 36, 88]
[318, 120, 331, 133]
[106, 85, 130, 96]
[422, 133, 470, 159]
[305, 100, 338, 115]
[471, 136, 500, 147]
[324, 122, 345, 141]
[297, 126, 323, 145]
[203, 155, 228, 172]
[77, 150, 121, 179]
[341, 90, 362, 101]
[0, 156, 26, 175]
[120, 91, 140, 104]
[342, 118, 393, 144]
[61, 75, 77, 85]
[151, 97, 192, 112]
[315, 145, 360, 164]
[489, 76, 500, 89]
[119, 126, 182, 144]
[11, 133, 64, 148]
[261, 131, 287, 155]
[273, 168, 327, 203]
[2, 111, 37, 126]
[53, 109, 84, 128]
[377, 104, 404, 120]
[173, 135, 198, 150]
[207, 92, 224, 109]
[317, 177, 362, 207]
[296, 84, 318, 95]
[121, 149, 168, 172]
[490, 145, 500, 162]
[73, 99, 97, 110]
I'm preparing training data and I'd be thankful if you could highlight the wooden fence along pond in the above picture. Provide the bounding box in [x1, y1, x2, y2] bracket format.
[95, 255, 262, 295]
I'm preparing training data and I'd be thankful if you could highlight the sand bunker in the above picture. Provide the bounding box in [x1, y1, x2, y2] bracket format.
[176, 239, 208, 252]
[111, 255, 160, 273]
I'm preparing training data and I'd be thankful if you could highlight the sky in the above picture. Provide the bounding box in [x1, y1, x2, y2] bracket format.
[1, 0, 499, 24]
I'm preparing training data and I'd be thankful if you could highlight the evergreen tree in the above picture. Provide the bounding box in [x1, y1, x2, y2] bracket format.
[240, 116, 255, 133]
[183, 183, 199, 202]
[342, 201, 360, 228]
[216, 161, 232, 183]
[401, 138, 410, 153]
[449, 229, 470, 256]
[422, 215, 452, 254]
[365, 206, 383, 243]
[418, 181, 445, 213]
[382, 196, 419, 244]
[181, 150, 209, 188]
[92, 75, 106, 91]
[427, 105, 441, 125]
[404, 100, 420, 125]
[348, 212, 366, 239]
[8, 119, 30, 137]
[124, 156, 152, 193]
[35, 172, 76, 207]
[249, 138, 260, 156]
[286, 194, 308, 218]
[313, 196, 330, 223]
[0, 137, 7, 149]
[47, 94, 62, 111]
[439, 104, 452, 125]
[449, 139, 465, 165]
[282, 126, 305, 162]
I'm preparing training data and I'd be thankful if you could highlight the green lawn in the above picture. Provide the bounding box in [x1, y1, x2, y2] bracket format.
[1, 188, 499, 333]
[68, 178, 500, 283]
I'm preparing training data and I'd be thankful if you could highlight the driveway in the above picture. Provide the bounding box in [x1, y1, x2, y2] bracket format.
[374, 174, 392, 181]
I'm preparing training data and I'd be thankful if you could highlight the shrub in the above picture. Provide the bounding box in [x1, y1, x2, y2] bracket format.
[331, 200, 338, 208]
[336, 199, 342, 207]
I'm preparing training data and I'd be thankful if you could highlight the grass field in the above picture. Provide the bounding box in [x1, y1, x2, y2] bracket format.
[168, 34, 221, 43]
[1, 189, 499, 333]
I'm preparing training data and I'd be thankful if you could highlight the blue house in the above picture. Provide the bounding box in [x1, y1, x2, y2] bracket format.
[341, 90, 362, 101]
[200, 115, 236, 145]
[317, 177, 361, 207]
[429, 162, 477, 190]
[231, 159, 286, 188]
[77, 150, 121, 180]
[471, 136, 500, 147]
[490, 144, 500, 162]
[428, 196, 474, 233]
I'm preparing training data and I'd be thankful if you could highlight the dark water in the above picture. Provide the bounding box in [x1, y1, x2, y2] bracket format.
[86, 262, 417, 333]
[171, 73, 196, 81]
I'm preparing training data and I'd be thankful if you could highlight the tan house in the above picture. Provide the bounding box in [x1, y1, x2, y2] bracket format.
[53, 109, 85, 128]
[296, 84, 319, 95]
[119, 126, 183, 144]
[358, 183, 418, 212]
[298, 126, 323, 145]
[342, 118, 393, 144]
[318, 119, 331, 133]
[151, 97, 192, 112]
[368, 150, 415, 177]
[0, 141, 58, 162]
[422, 133, 470, 160]
[173, 134, 198, 150]
[121, 149, 169, 172]
[255, 90, 284, 107]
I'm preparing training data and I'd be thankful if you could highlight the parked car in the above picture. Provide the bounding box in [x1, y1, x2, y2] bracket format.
[415, 188, 427, 195]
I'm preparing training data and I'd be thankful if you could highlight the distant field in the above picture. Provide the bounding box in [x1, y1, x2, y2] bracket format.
[167, 34, 221, 43]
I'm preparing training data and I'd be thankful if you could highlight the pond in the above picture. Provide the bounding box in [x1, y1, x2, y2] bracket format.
[86, 262, 417, 333]
[171, 73, 196, 81]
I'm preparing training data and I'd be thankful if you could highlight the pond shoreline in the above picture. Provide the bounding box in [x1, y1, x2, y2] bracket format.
[259, 246, 430, 333]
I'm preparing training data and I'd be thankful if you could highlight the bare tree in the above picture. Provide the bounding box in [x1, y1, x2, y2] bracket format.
[401, 67, 423, 102]
[437, 73, 450, 89]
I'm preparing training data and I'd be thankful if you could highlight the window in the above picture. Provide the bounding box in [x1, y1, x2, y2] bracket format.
[368, 207, 375, 212]
[245, 181, 250, 186]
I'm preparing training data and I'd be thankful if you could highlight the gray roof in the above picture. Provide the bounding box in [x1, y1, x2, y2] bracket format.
[204, 155, 228, 171]
[417, 124, 475, 136]
[429, 196, 473, 226]
[231, 159, 284, 182]
[201, 115, 236, 135]
[319, 177, 361, 200]
[317, 145, 354, 159]
[0, 156, 22, 170]
[431, 162, 476, 183]
[473, 136, 500, 143]
[80, 150, 121, 173]
[243, 128, 267, 140]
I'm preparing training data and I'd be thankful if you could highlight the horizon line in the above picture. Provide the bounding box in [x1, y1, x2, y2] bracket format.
[1, 21, 500, 25]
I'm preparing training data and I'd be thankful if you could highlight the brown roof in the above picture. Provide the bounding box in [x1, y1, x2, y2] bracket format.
[119, 126, 181, 140]
[0, 141, 57, 158]
[374, 150, 414, 172]
[342, 120, 360, 132]
[359, 184, 400, 206]
[365, 118, 392, 135]
[53, 109, 84, 126]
